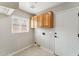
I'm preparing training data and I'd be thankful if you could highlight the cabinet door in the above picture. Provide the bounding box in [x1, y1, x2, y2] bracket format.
[31, 16, 38, 28]
[34, 16, 38, 28]
[48, 11, 54, 28]
[55, 8, 79, 56]
[31, 16, 34, 28]
[44, 12, 53, 28]
[44, 13, 49, 28]
[38, 15, 44, 27]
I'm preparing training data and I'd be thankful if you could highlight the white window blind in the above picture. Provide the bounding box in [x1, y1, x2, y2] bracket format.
[11, 15, 29, 33]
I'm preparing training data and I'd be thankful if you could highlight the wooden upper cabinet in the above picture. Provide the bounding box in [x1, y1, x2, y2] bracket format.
[30, 11, 54, 28]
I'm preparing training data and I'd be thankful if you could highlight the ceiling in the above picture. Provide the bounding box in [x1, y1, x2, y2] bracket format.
[19, 2, 63, 14]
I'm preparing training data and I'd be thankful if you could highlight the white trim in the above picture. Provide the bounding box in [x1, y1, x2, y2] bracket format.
[8, 44, 33, 56]
[40, 46, 54, 55]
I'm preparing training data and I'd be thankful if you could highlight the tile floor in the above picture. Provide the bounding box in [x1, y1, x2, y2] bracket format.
[14, 46, 53, 56]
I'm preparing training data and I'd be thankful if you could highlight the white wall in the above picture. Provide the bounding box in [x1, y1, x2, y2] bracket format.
[34, 2, 79, 52]
[35, 28, 55, 51]
[0, 2, 19, 9]
[0, 3, 34, 55]
[37, 2, 79, 14]
[53, 2, 79, 12]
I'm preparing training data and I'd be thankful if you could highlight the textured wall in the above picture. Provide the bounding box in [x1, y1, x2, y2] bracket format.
[35, 28, 55, 51]
[0, 2, 19, 9]
[0, 9, 34, 55]
[34, 2, 79, 52]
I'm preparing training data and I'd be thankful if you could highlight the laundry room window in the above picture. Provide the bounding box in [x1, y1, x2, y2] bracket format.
[11, 15, 29, 33]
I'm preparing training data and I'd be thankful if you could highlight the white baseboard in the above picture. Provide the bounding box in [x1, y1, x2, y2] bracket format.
[8, 44, 33, 56]
[40, 46, 54, 55]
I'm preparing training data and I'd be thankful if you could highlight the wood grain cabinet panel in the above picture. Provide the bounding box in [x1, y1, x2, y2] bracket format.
[33, 16, 38, 28]
[43, 11, 53, 28]
[31, 16, 38, 28]
[48, 11, 54, 28]
[30, 16, 34, 28]
[44, 13, 50, 27]
[38, 14, 44, 27]
[30, 11, 54, 28]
